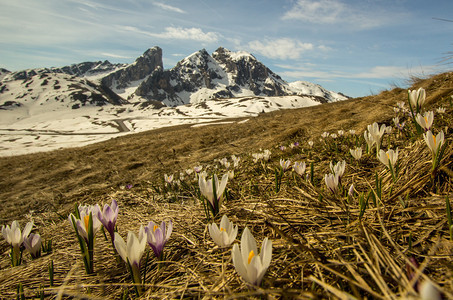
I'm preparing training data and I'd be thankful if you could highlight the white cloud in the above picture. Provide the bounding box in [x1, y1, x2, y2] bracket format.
[282, 0, 344, 24]
[101, 53, 133, 59]
[152, 2, 186, 14]
[279, 64, 438, 81]
[118, 26, 220, 43]
[282, 0, 407, 29]
[247, 38, 314, 60]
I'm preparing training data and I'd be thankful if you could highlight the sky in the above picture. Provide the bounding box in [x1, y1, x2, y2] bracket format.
[0, 0, 452, 97]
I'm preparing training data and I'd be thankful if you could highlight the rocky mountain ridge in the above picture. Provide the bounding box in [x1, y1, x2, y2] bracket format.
[1, 46, 348, 109]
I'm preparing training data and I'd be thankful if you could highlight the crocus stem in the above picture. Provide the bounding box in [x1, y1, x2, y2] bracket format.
[131, 265, 143, 296]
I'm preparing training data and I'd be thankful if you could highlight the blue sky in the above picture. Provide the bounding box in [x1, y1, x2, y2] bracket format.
[0, 0, 452, 97]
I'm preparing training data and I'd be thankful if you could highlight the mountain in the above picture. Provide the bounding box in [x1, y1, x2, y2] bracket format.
[3, 61, 126, 82]
[130, 47, 347, 106]
[0, 46, 350, 155]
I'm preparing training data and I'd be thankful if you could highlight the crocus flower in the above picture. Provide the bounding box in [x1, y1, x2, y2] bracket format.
[324, 173, 339, 193]
[114, 227, 147, 291]
[164, 174, 174, 184]
[208, 215, 238, 248]
[308, 140, 314, 147]
[96, 199, 119, 241]
[367, 122, 386, 153]
[349, 129, 356, 135]
[423, 130, 444, 156]
[232, 227, 272, 286]
[293, 161, 306, 176]
[364, 130, 375, 153]
[416, 111, 434, 131]
[1, 220, 33, 248]
[144, 220, 173, 259]
[23, 233, 42, 259]
[199, 173, 229, 214]
[378, 149, 398, 169]
[338, 130, 344, 136]
[349, 147, 362, 160]
[321, 132, 329, 138]
[330, 160, 346, 179]
[68, 205, 102, 242]
[1, 221, 33, 266]
[436, 107, 446, 114]
[227, 170, 235, 180]
[279, 159, 291, 172]
[194, 166, 203, 173]
[408, 87, 426, 112]
[231, 155, 240, 168]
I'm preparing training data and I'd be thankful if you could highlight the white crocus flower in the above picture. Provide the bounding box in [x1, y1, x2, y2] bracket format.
[349, 147, 362, 160]
[279, 159, 291, 171]
[329, 160, 346, 179]
[415, 111, 434, 131]
[324, 173, 339, 193]
[367, 122, 386, 152]
[408, 87, 426, 111]
[114, 227, 147, 287]
[232, 227, 272, 286]
[1, 220, 33, 248]
[436, 107, 446, 114]
[1, 221, 33, 266]
[231, 155, 240, 168]
[423, 130, 444, 156]
[293, 161, 306, 176]
[208, 215, 238, 248]
[68, 205, 102, 242]
[378, 149, 398, 169]
[199, 173, 229, 212]
[419, 280, 442, 300]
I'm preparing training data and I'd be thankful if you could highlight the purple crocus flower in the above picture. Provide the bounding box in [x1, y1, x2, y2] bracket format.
[97, 199, 119, 241]
[144, 220, 173, 259]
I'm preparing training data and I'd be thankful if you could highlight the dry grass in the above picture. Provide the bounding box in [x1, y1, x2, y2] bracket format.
[0, 72, 452, 299]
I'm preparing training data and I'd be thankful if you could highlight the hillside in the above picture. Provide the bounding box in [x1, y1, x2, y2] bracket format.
[0, 72, 452, 299]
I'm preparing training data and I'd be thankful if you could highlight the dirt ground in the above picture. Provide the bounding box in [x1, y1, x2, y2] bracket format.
[1, 73, 452, 223]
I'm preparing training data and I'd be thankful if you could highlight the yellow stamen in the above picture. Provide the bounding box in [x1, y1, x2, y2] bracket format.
[84, 215, 90, 229]
[424, 117, 428, 124]
[248, 250, 255, 264]
[433, 135, 437, 147]
[220, 227, 226, 232]
[153, 225, 159, 232]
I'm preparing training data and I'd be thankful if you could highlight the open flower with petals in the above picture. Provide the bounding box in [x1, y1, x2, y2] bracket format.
[208, 215, 238, 248]
[164, 174, 174, 184]
[324, 173, 339, 194]
[144, 220, 173, 259]
[231, 155, 240, 168]
[68, 205, 102, 242]
[232, 227, 272, 286]
[279, 159, 291, 172]
[378, 149, 398, 169]
[2, 220, 33, 248]
[423, 130, 444, 156]
[436, 107, 446, 114]
[416, 111, 434, 131]
[330, 160, 346, 179]
[199, 173, 229, 216]
[293, 161, 306, 176]
[1, 221, 33, 266]
[96, 199, 119, 241]
[23, 233, 42, 259]
[349, 147, 362, 160]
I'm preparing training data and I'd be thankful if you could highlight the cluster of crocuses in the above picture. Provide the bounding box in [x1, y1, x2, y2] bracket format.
[208, 215, 272, 286]
[68, 199, 172, 294]
[1, 221, 41, 266]
[252, 149, 272, 163]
